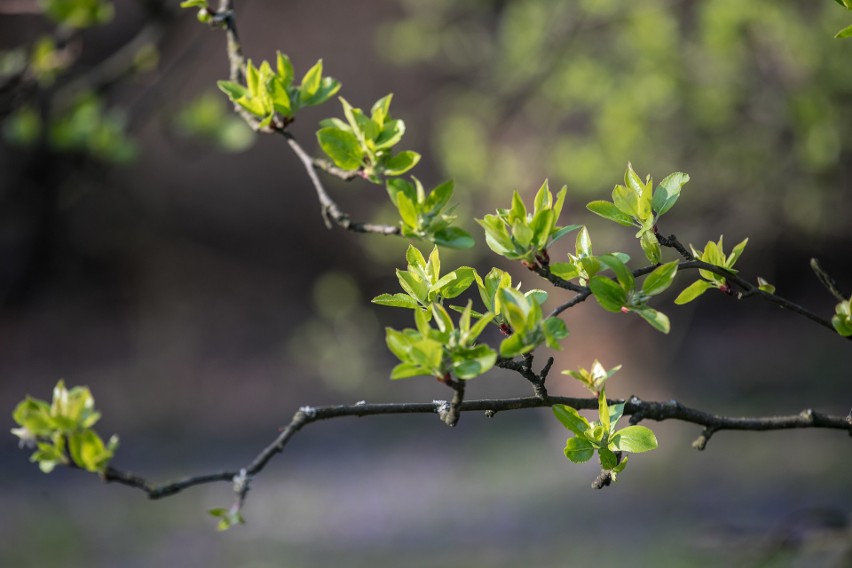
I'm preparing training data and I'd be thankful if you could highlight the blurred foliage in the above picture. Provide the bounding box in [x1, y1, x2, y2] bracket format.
[3, 93, 136, 163]
[174, 91, 256, 153]
[377, 0, 852, 236]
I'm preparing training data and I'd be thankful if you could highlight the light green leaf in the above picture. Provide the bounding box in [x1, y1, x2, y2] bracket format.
[609, 425, 659, 453]
[599, 447, 618, 470]
[589, 277, 627, 312]
[431, 227, 474, 249]
[639, 230, 661, 264]
[299, 60, 323, 102]
[836, 24, 852, 39]
[552, 405, 591, 436]
[316, 127, 363, 170]
[641, 261, 679, 296]
[563, 437, 595, 463]
[372, 293, 420, 309]
[652, 172, 689, 216]
[634, 307, 671, 334]
[587, 200, 635, 226]
[674, 279, 715, 305]
[382, 151, 420, 176]
[598, 254, 634, 291]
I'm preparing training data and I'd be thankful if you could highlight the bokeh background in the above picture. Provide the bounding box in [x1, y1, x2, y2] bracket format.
[2, 0, 851, 566]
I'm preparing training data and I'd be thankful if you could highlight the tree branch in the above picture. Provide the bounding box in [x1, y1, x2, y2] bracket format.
[203, 0, 401, 237]
[101, 394, 852, 500]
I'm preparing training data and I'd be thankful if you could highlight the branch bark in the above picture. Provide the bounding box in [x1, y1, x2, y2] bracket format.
[101, 394, 852, 500]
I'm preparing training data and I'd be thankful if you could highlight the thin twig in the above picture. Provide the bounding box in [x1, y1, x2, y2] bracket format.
[811, 258, 848, 302]
[101, 394, 852, 500]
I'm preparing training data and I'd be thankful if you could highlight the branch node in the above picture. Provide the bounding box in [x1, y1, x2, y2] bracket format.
[591, 469, 613, 490]
[298, 406, 317, 419]
[485, 410, 497, 418]
[692, 427, 717, 451]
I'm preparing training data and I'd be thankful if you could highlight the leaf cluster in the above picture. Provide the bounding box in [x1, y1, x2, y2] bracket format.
[674, 236, 747, 304]
[317, 95, 419, 182]
[562, 360, 622, 394]
[553, 390, 658, 480]
[587, 164, 689, 263]
[549, 226, 630, 285]
[11, 380, 118, 474]
[478, 180, 580, 266]
[218, 52, 340, 128]
[386, 178, 473, 249]
[589, 255, 680, 333]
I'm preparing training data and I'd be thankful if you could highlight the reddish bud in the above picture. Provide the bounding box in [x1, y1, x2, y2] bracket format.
[620, 306, 630, 314]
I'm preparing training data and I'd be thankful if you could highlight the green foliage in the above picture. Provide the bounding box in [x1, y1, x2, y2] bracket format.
[589, 256, 679, 333]
[11, 380, 118, 474]
[385, 302, 497, 380]
[41, 0, 113, 28]
[553, 388, 657, 481]
[833, 0, 852, 38]
[317, 94, 419, 182]
[30, 36, 69, 85]
[385, 178, 474, 249]
[674, 236, 748, 304]
[372, 244, 476, 310]
[208, 506, 245, 532]
[4, 94, 135, 163]
[464, 268, 547, 328]
[495, 286, 568, 357]
[562, 360, 622, 394]
[832, 294, 852, 336]
[477, 180, 580, 266]
[218, 53, 340, 128]
[587, 163, 689, 263]
[175, 92, 256, 153]
[549, 226, 630, 286]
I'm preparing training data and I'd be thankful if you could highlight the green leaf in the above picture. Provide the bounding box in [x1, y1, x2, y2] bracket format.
[610, 425, 659, 453]
[598, 254, 634, 291]
[836, 24, 852, 39]
[652, 172, 689, 216]
[371, 94, 393, 125]
[642, 261, 679, 296]
[299, 60, 323, 103]
[424, 180, 454, 213]
[316, 127, 363, 170]
[549, 262, 579, 280]
[674, 279, 715, 305]
[180, 0, 207, 7]
[563, 437, 595, 463]
[639, 230, 661, 264]
[587, 200, 635, 227]
[452, 345, 497, 379]
[589, 277, 627, 312]
[599, 447, 618, 470]
[406, 244, 427, 269]
[552, 405, 591, 436]
[217, 80, 248, 101]
[727, 238, 748, 268]
[436, 267, 475, 299]
[633, 307, 671, 334]
[499, 332, 531, 358]
[547, 224, 582, 246]
[431, 227, 474, 249]
[612, 184, 640, 218]
[372, 293, 420, 309]
[382, 151, 421, 176]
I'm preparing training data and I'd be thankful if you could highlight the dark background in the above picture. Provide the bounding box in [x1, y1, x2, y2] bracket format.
[1, 1, 851, 566]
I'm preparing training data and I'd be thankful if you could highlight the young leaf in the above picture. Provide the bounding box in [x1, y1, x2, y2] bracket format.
[587, 201, 635, 227]
[652, 172, 689, 216]
[432, 227, 475, 249]
[563, 437, 595, 463]
[609, 425, 659, 453]
[299, 60, 323, 102]
[382, 151, 421, 176]
[589, 277, 627, 312]
[316, 127, 363, 170]
[641, 261, 679, 296]
[634, 307, 671, 334]
[552, 405, 591, 436]
[674, 279, 715, 305]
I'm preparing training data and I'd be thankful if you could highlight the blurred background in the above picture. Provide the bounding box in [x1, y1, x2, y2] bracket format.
[1, 0, 851, 566]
